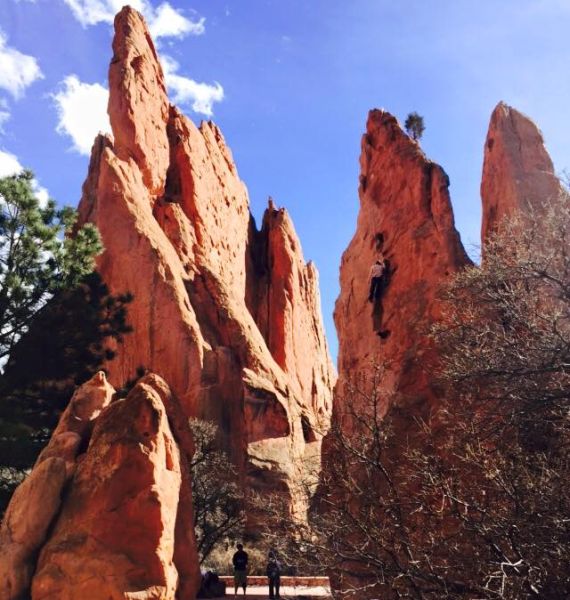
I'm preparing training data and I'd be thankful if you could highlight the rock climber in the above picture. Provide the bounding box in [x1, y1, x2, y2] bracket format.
[368, 254, 390, 339]
[368, 254, 386, 302]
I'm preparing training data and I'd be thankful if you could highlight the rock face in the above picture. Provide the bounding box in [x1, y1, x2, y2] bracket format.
[2, 373, 200, 600]
[481, 102, 567, 245]
[333, 109, 469, 419]
[0, 372, 114, 600]
[78, 7, 335, 514]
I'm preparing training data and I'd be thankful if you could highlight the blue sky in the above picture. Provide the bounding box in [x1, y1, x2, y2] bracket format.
[1, 0, 569, 360]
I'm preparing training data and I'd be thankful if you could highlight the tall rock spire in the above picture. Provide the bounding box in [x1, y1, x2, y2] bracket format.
[0, 5, 335, 599]
[77, 5, 334, 529]
[334, 109, 469, 408]
[481, 101, 567, 245]
[323, 109, 470, 598]
[109, 7, 170, 196]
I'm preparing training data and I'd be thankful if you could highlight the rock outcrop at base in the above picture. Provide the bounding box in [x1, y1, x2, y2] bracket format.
[0, 372, 114, 600]
[78, 7, 335, 514]
[1, 373, 201, 600]
[481, 102, 568, 245]
[32, 379, 183, 600]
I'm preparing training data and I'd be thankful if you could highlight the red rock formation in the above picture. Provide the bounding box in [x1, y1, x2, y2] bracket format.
[2, 372, 200, 600]
[334, 109, 469, 416]
[78, 6, 335, 515]
[0, 460, 67, 600]
[0, 372, 114, 600]
[32, 377, 185, 600]
[481, 102, 567, 245]
[109, 6, 170, 196]
[327, 104, 570, 598]
[247, 199, 334, 433]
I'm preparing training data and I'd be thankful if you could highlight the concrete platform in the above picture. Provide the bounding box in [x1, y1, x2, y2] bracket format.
[207, 576, 331, 598]
[210, 585, 331, 598]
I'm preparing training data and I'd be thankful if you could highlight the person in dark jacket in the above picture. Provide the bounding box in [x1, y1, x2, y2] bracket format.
[266, 550, 281, 599]
[232, 543, 249, 596]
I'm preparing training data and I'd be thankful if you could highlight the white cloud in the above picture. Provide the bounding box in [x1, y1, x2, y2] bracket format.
[0, 149, 49, 206]
[161, 55, 223, 117]
[32, 182, 49, 207]
[63, 0, 205, 40]
[0, 149, 23, 178]
[149, 3, 205, 38]
[0, 32, 43, 98]
[52, 75, 111, 155]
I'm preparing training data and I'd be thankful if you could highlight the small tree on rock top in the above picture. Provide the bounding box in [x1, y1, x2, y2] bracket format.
[404, 111, 425, 141]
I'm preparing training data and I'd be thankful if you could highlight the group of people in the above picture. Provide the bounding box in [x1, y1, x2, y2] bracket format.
[232, 543, 281, 599]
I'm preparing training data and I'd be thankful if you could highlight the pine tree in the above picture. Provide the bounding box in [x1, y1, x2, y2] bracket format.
[0, 170, 102, 362]
[0, 170, 133, 514]
[404, 111, 425, 141]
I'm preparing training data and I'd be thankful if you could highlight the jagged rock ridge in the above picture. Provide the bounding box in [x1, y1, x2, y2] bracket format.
[78, 7, 335, 516]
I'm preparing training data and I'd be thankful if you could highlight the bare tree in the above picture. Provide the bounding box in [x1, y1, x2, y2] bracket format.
[189, 418, 245, 564]
[257, 200, 570, 599]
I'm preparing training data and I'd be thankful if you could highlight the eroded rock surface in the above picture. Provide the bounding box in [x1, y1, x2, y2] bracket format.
[78, 7, 335, 514]
[327, 104, 569, 598]
[2, 372, 200, 600]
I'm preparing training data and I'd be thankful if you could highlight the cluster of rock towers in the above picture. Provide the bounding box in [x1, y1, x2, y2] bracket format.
[1, 5, 566, 599]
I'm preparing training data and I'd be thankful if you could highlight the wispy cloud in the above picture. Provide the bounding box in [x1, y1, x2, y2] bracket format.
[62, 0, 205, 40]
[0, 99, 10, 132]
[52, 75, 111, 155]
[0, 31, 43, 98]
[149, 3, 205, 39]
[161, 55, 224, 117]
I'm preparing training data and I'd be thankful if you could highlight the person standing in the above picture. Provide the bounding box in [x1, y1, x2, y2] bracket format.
[266, 551, 281, 599]
[232, 543, 249, 597]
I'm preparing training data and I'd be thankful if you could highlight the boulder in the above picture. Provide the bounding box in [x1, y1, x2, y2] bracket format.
[32, 377, 183, 600]
[0, 372, 115, 600]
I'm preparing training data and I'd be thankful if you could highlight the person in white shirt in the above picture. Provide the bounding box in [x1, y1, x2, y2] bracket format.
[368, 254, 386, 302]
